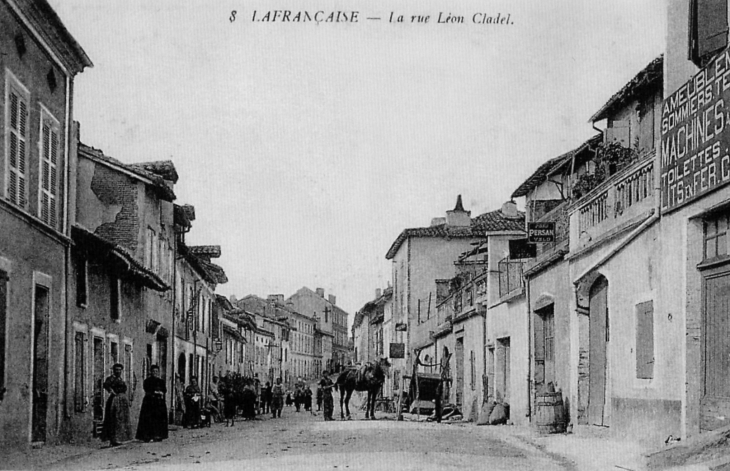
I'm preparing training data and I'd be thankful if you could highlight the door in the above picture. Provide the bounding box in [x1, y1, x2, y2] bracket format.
[455, 337, 464, 407]
[31, 286, 50, 443]
[498, 338, 511, 403]
[701, 269, 730, 431]
[92, 336, 105, 436]
[588, 276, 609, 426]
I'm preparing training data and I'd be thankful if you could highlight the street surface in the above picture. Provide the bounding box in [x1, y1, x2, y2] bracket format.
[21, 393, 571, 471]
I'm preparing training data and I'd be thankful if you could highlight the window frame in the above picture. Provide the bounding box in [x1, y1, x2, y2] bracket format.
[4, 69, 30, 208]
[37, 104, 60, 228]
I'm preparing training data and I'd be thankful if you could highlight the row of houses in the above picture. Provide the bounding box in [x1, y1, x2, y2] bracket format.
[356, 1, 730, 445]
[0, 0, 355, 449]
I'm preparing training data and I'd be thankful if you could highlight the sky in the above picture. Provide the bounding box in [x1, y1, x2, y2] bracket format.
[47, 0, 666, 324]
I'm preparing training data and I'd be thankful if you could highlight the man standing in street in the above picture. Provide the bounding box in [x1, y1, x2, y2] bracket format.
[271, 377, 284, 418]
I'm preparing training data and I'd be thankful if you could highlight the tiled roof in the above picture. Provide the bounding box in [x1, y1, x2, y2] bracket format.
[79, 143, 176, 201]
[72, 225, 169, 291]
[546, 134, 602, 176]
[386, 210, 524, 260]
[512, 154, 571, 198]
[590, 55, 663, 123]
[512, 135, 602, 198]
[180, 243, 228, 285]
[129, 161, 179, 183]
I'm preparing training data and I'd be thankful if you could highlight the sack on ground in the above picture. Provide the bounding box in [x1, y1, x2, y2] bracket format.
[477, 401, 497, 425]
[489, 403, 508, 425]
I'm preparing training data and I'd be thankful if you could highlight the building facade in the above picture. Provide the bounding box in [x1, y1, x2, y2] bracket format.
[0, 0, 91, 447]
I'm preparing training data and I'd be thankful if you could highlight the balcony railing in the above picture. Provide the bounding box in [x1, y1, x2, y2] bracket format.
[572, 153, 655, 250]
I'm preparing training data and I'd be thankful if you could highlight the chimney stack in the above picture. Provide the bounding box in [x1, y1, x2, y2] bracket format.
[446, 195, 471, 227]
[316, 288, 325, 298]
[267, 294, 284, 304]
[328, 294, 336, 305]
[229, 294, 238, 304]
[501, 200, 519, 219]
[375, 288, 382, 299]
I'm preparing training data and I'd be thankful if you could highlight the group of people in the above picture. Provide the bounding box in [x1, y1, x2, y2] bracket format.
[99, 365, 343, 447]
[101, 363, 168, 447]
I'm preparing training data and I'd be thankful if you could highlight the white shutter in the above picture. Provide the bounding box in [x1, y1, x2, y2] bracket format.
[39, 119, 59, 227]
[8, 91, 28, 207]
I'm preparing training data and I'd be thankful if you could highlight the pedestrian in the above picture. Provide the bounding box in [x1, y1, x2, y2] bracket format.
[294, 384, 302, 412]
[262, 381, 272, 414]
[136, 365, 168, 442]
[319, 371, 336, 421]
[220, 376, 237, 427]
[208, 376, 222, 422]
[271, 377, 284, 418]
[183, 376, 202, 428]
[304, 385, 313, 412]
[101, 363, 133, 447]
[253, 373, 261, 414]
[285, 391, 293, 407]
[316, 385, 323, 411]
[241, 382, 256, 420]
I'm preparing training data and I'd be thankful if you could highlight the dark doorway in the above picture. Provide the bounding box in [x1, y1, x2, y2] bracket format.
[701, 267, 730, 431]
[31, 286, 50, 443]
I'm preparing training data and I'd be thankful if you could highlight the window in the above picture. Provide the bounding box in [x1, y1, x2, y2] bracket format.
[689, 0, 729, 67]
[38, 107, 60, 228]
[704, 213, 729, 260]
[636, 301, 655, 379]
[145, 227, 155, 269]
[110, 277, 121, 321]
[5, 73, 29, 208]
[76, 255, 88, 307]
[124, 343, 133, 388]
[110, 341, 119, 365]
[73, 330, 86, 412]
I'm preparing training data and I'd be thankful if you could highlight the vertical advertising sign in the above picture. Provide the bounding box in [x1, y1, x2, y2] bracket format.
[661, 48, 730, 212]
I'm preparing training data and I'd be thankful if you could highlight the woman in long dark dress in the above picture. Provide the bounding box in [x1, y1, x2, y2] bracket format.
[136, 365, 168, 442]
[101, 363, 133, 446]
[220, 377, 237, 427]
[183, 376, 202, 428]
[319, 372, 336, 421]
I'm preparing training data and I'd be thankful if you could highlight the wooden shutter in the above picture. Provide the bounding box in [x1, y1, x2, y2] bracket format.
[74, 331, 86, 412]
[0, 271, 7, 391]
[39, 119, 59, 227]
[7, 91, 28, 207]
[534, 313, 545, 388]
[690, 0, 729, 66]
[636, 301, 655, 379]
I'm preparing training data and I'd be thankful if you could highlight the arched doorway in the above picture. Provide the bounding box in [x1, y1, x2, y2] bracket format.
[588, 275, 609, 426]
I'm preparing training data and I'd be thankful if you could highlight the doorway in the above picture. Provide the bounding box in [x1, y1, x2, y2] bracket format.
[588, 276, 609, 427]
[455, 337, 464, 407]
[701, 266, 730, 431]
[31, 286, 50, 443]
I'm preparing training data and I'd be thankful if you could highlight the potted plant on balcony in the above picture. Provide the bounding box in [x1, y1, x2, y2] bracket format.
[571, 142, 639, 199]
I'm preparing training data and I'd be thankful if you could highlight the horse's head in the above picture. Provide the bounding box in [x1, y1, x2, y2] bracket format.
[377, 357, 392, 378]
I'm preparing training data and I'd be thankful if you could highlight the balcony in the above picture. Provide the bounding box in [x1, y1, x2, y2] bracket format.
[570, 152, 655, 253]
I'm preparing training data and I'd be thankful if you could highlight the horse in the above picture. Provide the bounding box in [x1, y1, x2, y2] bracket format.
[336, 358, 391, 420]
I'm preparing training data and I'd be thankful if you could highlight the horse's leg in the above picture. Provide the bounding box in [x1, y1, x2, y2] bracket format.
[345, 389, 353, 420]
[339, 385, 345, 419]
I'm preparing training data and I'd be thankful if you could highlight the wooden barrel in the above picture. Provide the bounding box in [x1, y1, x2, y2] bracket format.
[535, 392, 566, 434]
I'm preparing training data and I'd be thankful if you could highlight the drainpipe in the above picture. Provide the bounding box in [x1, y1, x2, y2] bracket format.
[526, 274, 532, 420]
[62, 74, 72, 427]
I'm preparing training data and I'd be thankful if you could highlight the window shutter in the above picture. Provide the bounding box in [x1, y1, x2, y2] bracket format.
[636, 301, 654, 379]
[8, 91, 28, 207]
[690, 0, 729, 66]
[74, 331, 86, 412]
[39, 121, 59, 227]
[534, 313, 545, 387]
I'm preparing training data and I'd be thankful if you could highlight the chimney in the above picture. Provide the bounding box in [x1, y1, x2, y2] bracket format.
[375, 288, 382, 299]
[430, 217, 446, 227]
[229, 294, 238, 304]
[316, 288, 325, 298]
[446, 195, 471, 227]
[501, 200, 520, 219]
[328, 294, 336, 305]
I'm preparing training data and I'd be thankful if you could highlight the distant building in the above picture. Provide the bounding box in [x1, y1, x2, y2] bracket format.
[287, 287, 350, 372]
